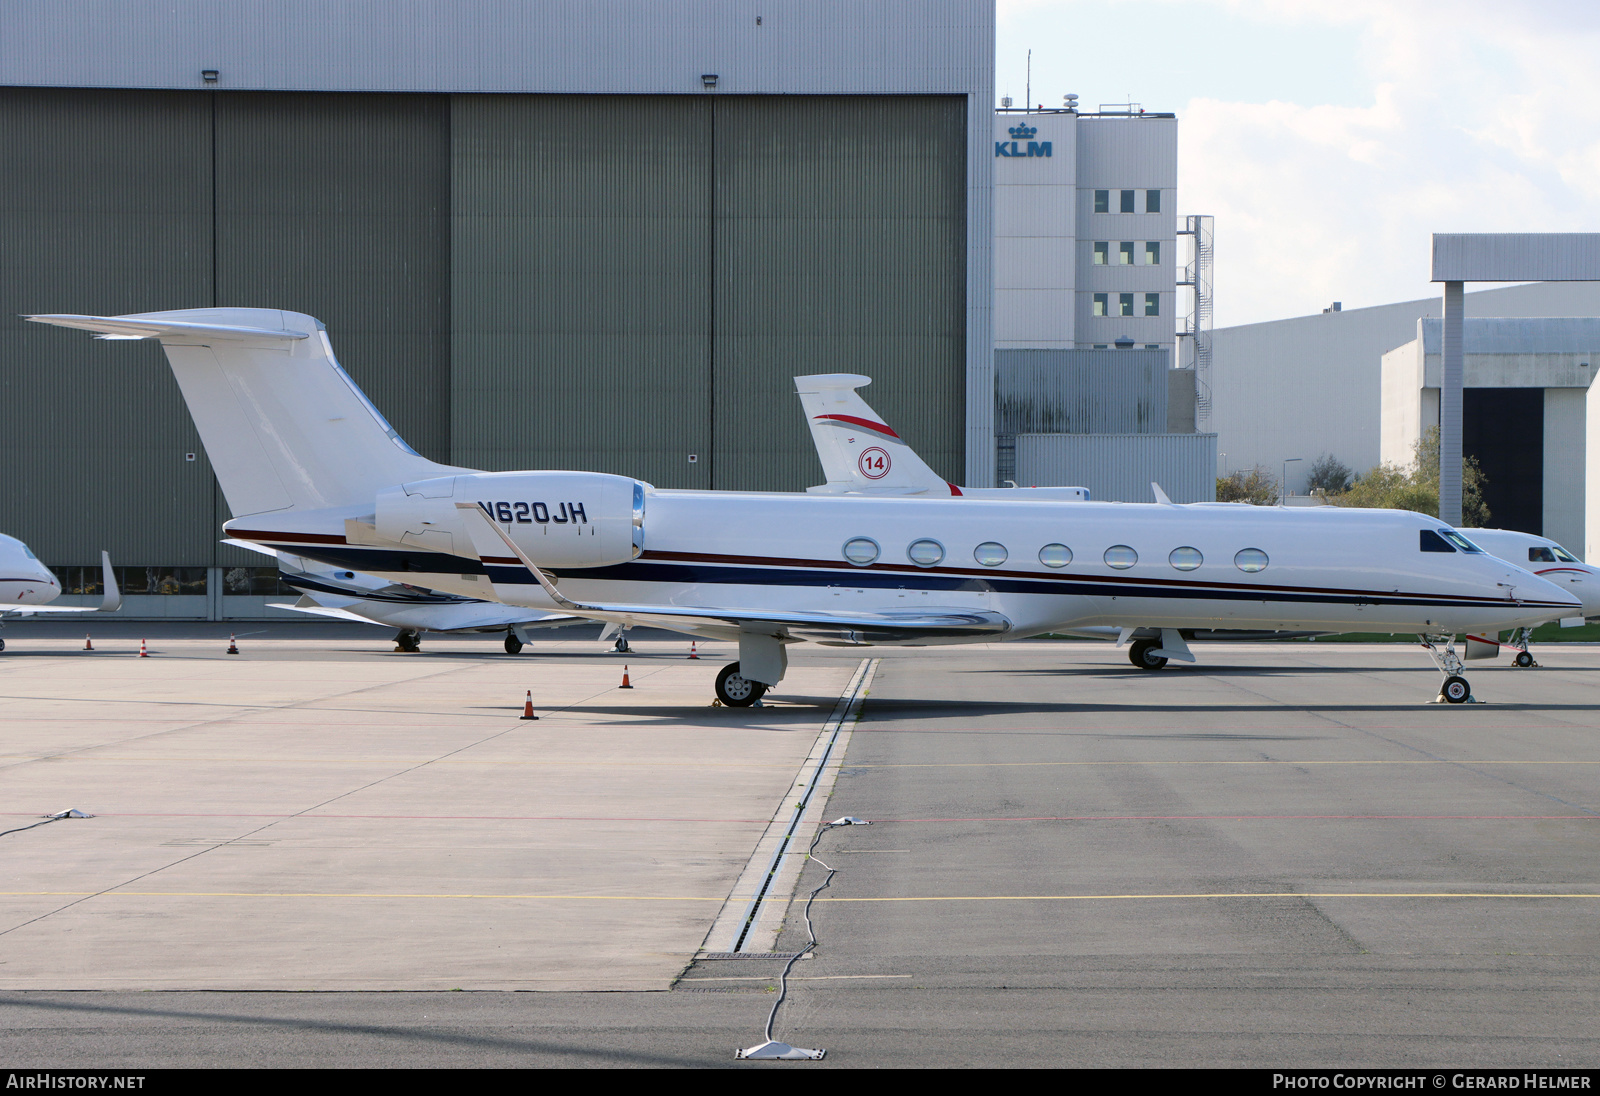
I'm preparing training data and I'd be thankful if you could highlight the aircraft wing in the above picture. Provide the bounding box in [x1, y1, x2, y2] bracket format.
[454, 503, 1010, 644]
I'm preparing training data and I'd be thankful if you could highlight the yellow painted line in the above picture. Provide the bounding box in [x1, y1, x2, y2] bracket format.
[0, 891, 725, 901]
[851, 760, 1600, 768]
[813, 891, 1600, 902]
[3, 890, 1596, 902]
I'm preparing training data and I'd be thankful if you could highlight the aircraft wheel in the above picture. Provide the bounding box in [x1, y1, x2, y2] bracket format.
[0, 637, 6, 652]
[504, 634, 524, 655]
[715, 662, 766, 708]
[1129, 639, 1167, 670]
[395, 631, 421, 653]
[1514, 651, 1534, 668]
[1442, 675, 1471, 703]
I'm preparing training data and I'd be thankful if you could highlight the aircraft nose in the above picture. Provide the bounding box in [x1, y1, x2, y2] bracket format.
[1511, 567, 1582, 613]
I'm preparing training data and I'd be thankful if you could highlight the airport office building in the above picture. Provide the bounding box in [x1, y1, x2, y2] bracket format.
[2, 1, 1198, 619]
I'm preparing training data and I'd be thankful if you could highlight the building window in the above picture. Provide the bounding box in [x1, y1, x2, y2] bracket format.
[1093, 293, 1108, 317]
[1120, 189, 1135, 213]
[1144, 293, 1160, 316]
[1118, 242, 1134, 265]
[1094, 189, 1109, 213]
[1092, 343, 1109, 349]
[1144, 343, 1160, 349]
[1144, 241, 1160, 265]
[1093, 242, 1108, 265]
[1119, 293, 1134, 317]
[1146, 189, 1161, 213]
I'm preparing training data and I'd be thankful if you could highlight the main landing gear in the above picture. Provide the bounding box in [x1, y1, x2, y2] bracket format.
[1128, 638, 1168, 670]
[610, 628, 632, 654]
[504, 631, 524, 655]
[1509, 627, 1539, 668]
[715, 662, 767, 708]
[394, 629, 421, 653]
[1419, 634, 1476, 704]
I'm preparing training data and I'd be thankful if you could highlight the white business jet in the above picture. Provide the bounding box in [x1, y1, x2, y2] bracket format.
[1450, 528, 1598, 666]
[0, 536, 121, 650]
[29, 309, 1577, 706]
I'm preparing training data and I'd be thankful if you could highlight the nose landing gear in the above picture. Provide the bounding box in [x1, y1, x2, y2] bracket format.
[394, 629, 421, 653]
[1509, 627, 1539, 668]
[1419, 634, 1479, 704]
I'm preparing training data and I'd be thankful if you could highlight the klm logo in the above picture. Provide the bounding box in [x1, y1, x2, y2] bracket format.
[996, 123, 1051, 158]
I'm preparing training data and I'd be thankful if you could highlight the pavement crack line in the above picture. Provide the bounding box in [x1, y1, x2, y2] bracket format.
[0, 660, 636, 941]
[694, 658, 877, 961]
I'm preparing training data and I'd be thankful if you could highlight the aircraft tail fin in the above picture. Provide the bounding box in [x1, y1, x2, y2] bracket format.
[794, 374, 956, 496]
[29, 309, 468, 518]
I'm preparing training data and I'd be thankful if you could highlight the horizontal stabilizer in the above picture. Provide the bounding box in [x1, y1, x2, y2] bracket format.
[26, 314, 311, 342]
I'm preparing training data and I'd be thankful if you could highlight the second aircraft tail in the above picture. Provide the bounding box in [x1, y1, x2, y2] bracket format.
[795, 374, 958, 496]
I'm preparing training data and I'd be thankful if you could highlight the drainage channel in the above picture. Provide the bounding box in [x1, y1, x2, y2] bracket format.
[712, 657, 877, 956]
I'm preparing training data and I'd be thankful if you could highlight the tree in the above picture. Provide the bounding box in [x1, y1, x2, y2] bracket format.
[1335, 427, 1490, 526]
[1306, 452, 1353, 495]
[1216, 466, 1278, 505]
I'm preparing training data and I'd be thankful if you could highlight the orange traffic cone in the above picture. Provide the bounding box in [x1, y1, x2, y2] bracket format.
[138, 639, 149, 658]
[620, 666, 633, 689]
[226, 634, 239, 655]
[520, 690, 539, 720]
[84, 634, 93, 651]
[688, 641, 699, 659]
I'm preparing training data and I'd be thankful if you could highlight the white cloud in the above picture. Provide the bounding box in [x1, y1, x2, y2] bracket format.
[1001, 1, 1600, 325]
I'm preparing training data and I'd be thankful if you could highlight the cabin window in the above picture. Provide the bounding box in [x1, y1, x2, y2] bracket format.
[1168, 546, 1203, 571]
[1420, 530, 1456, 553]
[1039, 543, 1073, 568]
[1234, 548, 1269, 573]
[842, 537, 880, 566]
[908, 539, 945, 567]
[1438, 529, 1482, 553]
[974, 542, 1008, 566]
[1104, 545, 1138, 569]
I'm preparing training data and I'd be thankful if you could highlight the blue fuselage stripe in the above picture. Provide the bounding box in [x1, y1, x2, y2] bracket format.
[269, 542, 1550, 612]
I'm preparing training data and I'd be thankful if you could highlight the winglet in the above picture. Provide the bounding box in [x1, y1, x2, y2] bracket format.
[97, 551, 121, 613]
[1151, 482, 1174, 505]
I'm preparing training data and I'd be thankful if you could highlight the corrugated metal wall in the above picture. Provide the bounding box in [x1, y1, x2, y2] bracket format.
[0, 88, 214, 565]
[450, 95, 715, 488]
[1015, 432, 1218, 503]
[713, 95, 967, 490]
[995, 349, 1169, 435]
[5, 88, 966, 566]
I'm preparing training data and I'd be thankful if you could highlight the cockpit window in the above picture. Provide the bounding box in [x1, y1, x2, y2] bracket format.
[1529, 547, 1557, 564]
[21, 543, 36, 559]
[1553, 545, 1580, 563]
[1439, 529, 1482, 553]
[1420, 530, 1455, 553]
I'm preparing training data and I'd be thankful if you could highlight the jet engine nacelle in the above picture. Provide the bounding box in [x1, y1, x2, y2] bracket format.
[374, 471, 646, 569]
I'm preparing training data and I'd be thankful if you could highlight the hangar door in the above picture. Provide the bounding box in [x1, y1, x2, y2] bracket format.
[450, 95, 967, 492]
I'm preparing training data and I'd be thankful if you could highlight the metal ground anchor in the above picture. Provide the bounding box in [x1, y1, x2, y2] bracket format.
[736, 1040, 825, 1060]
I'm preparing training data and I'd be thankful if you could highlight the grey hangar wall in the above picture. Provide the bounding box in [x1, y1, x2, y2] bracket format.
[1, 88, 968, 568]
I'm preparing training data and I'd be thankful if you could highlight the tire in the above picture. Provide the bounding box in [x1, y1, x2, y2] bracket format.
[1442, 675, 1471, 704]
[504, 634, 524, 655]
[1514, 651, 1534, 668]
[0, 637, 6, 652]
[1129, 638, 1167, 671]
[715, 662, 767, 707]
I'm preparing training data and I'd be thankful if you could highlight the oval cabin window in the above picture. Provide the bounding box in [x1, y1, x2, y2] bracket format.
[1038, 543, 1073, 568]
[1234, 548, 1269, 573]
[908, 539, 945, 567]
[842, 537, 880, 566]
[1169, 547, 1203, 571]
[1104, 545, 1138, 570]
[974, 542, 1008, 566]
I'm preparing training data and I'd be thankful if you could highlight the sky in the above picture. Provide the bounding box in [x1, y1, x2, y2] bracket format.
[996, 0, 1600, 327]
